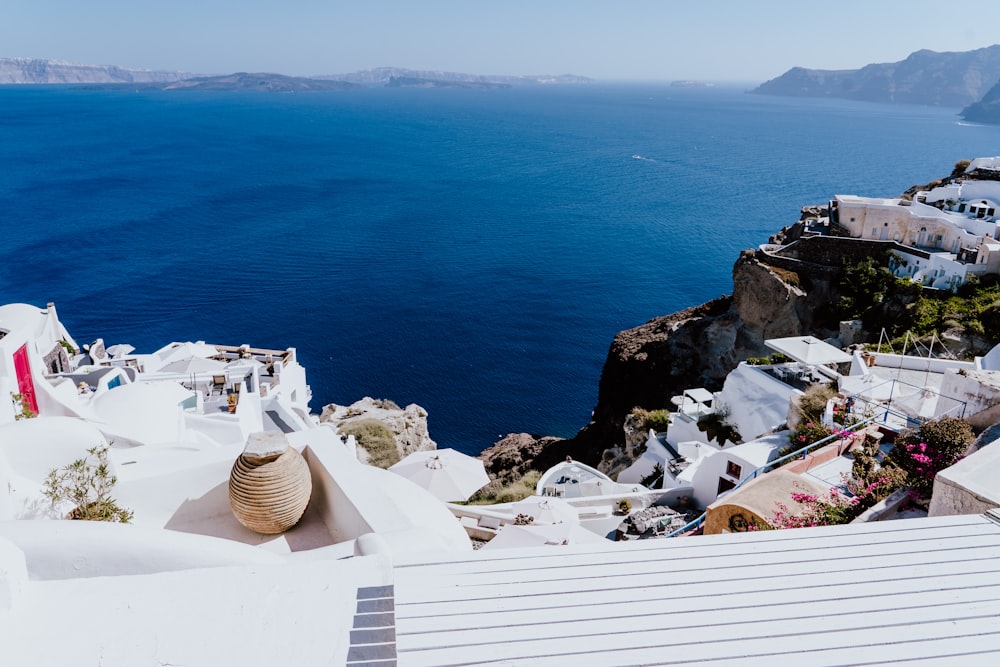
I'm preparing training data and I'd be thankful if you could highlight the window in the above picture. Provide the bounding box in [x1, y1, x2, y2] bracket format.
[849, 217, 856, 222]
[725, 461, 743, 479]
[871, 228, 878, 238]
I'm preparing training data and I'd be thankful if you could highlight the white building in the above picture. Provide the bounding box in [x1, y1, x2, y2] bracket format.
[830, 161, 1000, 289]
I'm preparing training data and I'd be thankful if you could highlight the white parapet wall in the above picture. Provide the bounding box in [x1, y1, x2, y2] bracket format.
[870, 352, 974, 374]
[929, 442, 1000, 517]
[0, 529, 391, 666]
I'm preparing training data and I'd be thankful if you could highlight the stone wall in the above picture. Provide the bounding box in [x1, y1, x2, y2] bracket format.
[773, 236, 917, 268]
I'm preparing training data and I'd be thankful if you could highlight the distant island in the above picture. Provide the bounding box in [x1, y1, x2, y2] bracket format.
[0, 58, 591, 91]
[160, 73, 361, 92]
[670, 80, 715, 88]
[319, 67, 591, 87]
[751, 45, 1000, 108]
[0, 57, 188, 85]
[385, 75, 510, 89]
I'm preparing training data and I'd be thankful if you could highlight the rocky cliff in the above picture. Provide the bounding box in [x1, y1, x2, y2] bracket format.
[570, 250, 840, 457]
[0, 58, 188, 84]
[480, 244, 845, 472]
[751, 45, 1000, 107]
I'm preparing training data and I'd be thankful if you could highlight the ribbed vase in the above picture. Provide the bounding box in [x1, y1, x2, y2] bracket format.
[228, 446, 312, 534]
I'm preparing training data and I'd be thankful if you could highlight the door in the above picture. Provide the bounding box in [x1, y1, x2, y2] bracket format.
[13, 344, 39, 415]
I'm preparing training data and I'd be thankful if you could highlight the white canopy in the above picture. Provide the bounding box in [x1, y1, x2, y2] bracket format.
[765, 336, 851, 365]
[388, 448, 490, 502]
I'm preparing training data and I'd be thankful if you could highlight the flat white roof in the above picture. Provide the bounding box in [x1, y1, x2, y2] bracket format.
[392, 514, 1000, 665]
[766, 336, 852, 365]
[683, 387, 714, 404]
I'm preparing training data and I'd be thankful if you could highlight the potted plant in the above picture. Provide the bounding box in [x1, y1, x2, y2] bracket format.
[228, 392, 239, 413]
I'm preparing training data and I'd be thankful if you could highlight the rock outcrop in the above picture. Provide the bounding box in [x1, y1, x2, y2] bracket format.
[320, 397, 436, 462]
[479, 432, 566, 486]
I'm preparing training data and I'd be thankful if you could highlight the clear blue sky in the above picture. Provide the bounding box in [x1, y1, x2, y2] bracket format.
[6, 1, 1000, 82]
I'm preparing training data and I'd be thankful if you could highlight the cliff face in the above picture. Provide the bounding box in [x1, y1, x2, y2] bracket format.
[568, 252, 835, 457]
[751, 45, 1000, 107]
[482, 250, 843, 473]
[0, 58, 188, 84]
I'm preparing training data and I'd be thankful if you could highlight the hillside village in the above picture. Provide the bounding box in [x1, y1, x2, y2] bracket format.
[3, 160, 1000, 663]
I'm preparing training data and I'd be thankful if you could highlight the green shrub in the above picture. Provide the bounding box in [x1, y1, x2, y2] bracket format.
[341, 419, 400, 468]
[640, 408, 672, 433]
[466, 470, 542, 505]
[42, 445, 133, 523]
[797, 383, 836, 423]
[10, 392, 36, 420]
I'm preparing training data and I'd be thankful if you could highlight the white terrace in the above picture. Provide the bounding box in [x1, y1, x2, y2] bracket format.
[390, 512, 1000, 666]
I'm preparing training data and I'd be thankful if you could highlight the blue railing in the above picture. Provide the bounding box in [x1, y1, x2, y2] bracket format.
[662, 416, 879, 538]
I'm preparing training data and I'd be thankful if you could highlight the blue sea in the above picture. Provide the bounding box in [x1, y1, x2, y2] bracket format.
[2, 84, 999, 455]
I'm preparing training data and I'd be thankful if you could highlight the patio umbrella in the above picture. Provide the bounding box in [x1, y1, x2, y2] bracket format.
[840, 374, 898, 401]
[480, 522, 607, 550]
[510, 496, 579, 525]
[105, 343, 135, 358]
[388, 448, 490, 502]
[765, 336, 852, 365]
[894, 388, 940, 420]
[157, 341, 221, 365]
[160, 356, 228, 375]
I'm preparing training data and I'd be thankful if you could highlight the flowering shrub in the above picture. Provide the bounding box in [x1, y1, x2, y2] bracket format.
[776, 421, 835, 463]
[792, 421, 835, 447]
[770, 475, 898, 529]
[886, 417, 974, 502]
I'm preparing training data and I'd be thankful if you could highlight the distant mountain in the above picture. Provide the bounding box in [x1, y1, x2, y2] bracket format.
[0, 57, 188, 84]
[320, 67, 591, 87]
[962, 79, 1000, 123]
[751, 45, 1000, 107]
[161, 73, 360, 92]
